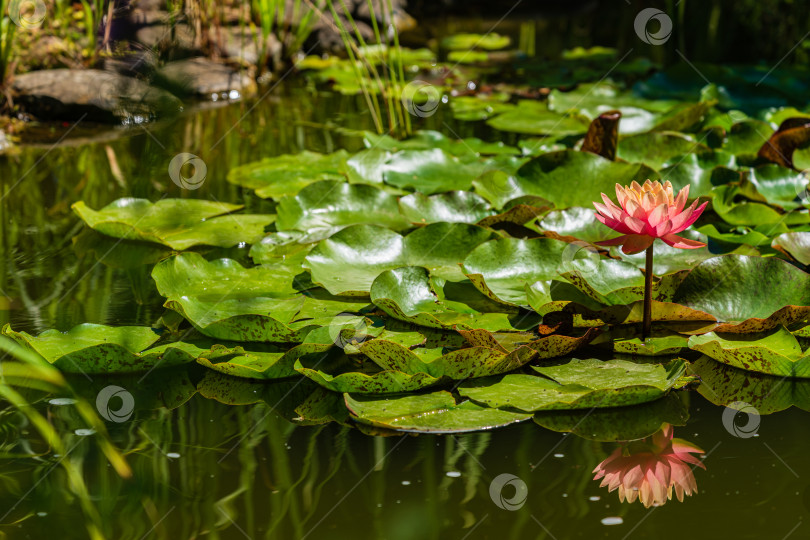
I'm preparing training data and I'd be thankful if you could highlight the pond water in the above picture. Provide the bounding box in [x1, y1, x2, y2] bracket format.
[2, 48, 810, 539]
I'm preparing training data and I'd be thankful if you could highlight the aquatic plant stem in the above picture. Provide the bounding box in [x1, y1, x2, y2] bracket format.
[643, 244, 653, 340]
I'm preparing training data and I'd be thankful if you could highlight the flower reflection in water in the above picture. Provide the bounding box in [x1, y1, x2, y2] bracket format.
[593, 424, 705, 507]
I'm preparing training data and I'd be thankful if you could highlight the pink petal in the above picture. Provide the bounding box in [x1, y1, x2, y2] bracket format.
[620, 234, 655, 254]
[595, 234, 634, 246]
[661, 233, 706, 249]
[674, 185, 689, 213]
[595, 212, 634, 235]
[646, 203, 669, 229]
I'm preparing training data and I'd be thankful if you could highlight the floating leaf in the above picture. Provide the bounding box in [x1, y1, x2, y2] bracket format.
[487, 101, 591, 136]
[276, 180, 410, 241]
[616, 132, 707, 170]
[398, 191, 493, 224]
[344, 391, 532, 433]
[461, 237, 568, 305]
[658, 151, 738, 198]
[226, 150, 349, 198]
[1, 324, 198, 373]
[295, 359, 440, 393]
[772, 232, 810, 265]
[152, 252, 310, 342]
[370, 266, 526, 331]
[689, 326, 810, 377]
[196, 342, 331, 379]
[672, 255, 810, 330]
[72, 198, 273, 250]
[536, 207, 620, 243]
[458, 358, 686, 412]
[305, 223, 493, 295]
[515, 150, 658, 208]
[746, 164, 809, 210]
[441, 33, 511, 51]
[381, 149, 486, 194]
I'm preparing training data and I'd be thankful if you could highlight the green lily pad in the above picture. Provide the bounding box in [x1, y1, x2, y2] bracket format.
[710, 184, 786, 226]
[672, 255, 810, 329]
[305, 223, 494, 295]
[197, 342, 332, 379]
[772, 232, 810, 265]
[461, 237, 568, 305]
[533, 392, 689, 441]
[658, 151, 738, 198]
[593, 331, 690, 356]
[515, 150, 658, 209]
[381, 149, 487, 194]
[722, 120, 775, 158]
[294, 359, 440, 393]
[276, 180, 410, 241]
[344, 391, 532, 433]
[441, 33, 511, 51]
[226, 150, 349, 199]
[1, 323, 198, 373]
[746, 164, 809, 210]
[370, 266, 523, 331]
[616, 132, 707, 170]
[562, 259, 645, 306]
[535, 207, 620, 243]
[450, 95, 515, 121]
[458, 358, 686, 412]
[152, 252, 310, 342]
[360, 330, 595, 380]
[72, 198, 273, 250]
[487, 101, 591, 136]
[398, 191, 493, 224]
[548, 82, 678, 135]
[688, 325, 810, 377]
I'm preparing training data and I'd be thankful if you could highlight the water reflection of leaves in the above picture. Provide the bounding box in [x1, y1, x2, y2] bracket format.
[691, 355, 810, 414]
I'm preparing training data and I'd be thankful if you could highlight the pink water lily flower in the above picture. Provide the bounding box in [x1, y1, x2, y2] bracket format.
[593, 424, 705, 508]
[593, 180, 708, 254]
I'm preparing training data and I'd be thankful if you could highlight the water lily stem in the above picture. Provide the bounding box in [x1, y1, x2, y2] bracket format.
[643, 244, 653, 340]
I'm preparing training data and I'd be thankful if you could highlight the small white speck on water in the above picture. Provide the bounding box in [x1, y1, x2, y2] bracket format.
[401, 481, 411, 485]
[589, 496, 601, 501]
[74, 428, 95, 436]
[166, 452, 180, 459]
[602, 517, 623, 526]
[446, 471, 461, 478]
[554, 453, 564, 458]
